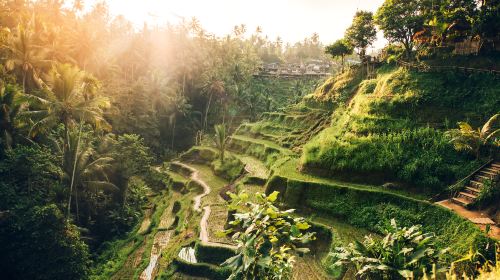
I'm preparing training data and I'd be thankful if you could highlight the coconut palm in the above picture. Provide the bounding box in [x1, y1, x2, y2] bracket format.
[2, 25, 49, 92]
[29, 63, 110, 144]
[0, 82, 28, 152]
[168, 91, 192, 149]
[201, 73, 225, 131]
[446, 114, 500, 159]
[61, 129, 116, 221]
[214, 124, 227, 162]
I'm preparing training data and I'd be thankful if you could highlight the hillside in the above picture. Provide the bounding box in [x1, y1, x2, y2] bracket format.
[302, 65, 499, 192]
[92, 63, 499, 279]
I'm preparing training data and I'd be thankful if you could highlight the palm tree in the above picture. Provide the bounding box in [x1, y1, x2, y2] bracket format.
[168, 92, 191, 149]
[201, 74, 225, 131]
[0, 82, 27, 152]
[29, 63, 110, 144]
[2, 25, 48, 92]
[214, 124, 227, 162]
[446, 114, 499, 159]
[62, 129, 116, 221]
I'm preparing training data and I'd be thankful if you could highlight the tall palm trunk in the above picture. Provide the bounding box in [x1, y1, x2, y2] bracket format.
[75, 185, 79, 223]
[22, 71, 26, 93]
[171, 115, 176, 149]
[67, 121, 83, 220]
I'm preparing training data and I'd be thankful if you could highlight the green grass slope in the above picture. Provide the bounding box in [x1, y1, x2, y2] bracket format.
[301, 65, 499, 193]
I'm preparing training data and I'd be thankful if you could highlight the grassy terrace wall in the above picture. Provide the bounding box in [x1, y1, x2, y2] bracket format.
[195, 242, 236, 265]
[172, 258, 231, 280]
[266, 174, 492, 260]
[227, 135, 294, 167]
[180, 146, 245, 181]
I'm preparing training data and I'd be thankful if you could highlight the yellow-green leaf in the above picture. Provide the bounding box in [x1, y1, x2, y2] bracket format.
[296, 222, 310, 230]
[267, 191, 279, 202]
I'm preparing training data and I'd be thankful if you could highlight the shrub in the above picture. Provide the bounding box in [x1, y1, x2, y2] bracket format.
[472, 179, 500, 209]
[211, 155, 244, 181]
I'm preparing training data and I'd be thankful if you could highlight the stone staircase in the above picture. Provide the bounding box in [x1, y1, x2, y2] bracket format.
[452, 161, 500, 207]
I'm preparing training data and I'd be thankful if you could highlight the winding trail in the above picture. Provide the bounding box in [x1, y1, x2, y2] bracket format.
[172, 161, 237, 250]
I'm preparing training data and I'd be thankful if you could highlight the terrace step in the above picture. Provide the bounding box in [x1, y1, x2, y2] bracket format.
[465, 186, 481, 195]
[479, 170, 497, 177]
[470, 180, 484, 187]
[452, 197, 470, 207]
[458, 192, 477, 200]
[475, 175, 494, 181]
[483, 167, 500, 174]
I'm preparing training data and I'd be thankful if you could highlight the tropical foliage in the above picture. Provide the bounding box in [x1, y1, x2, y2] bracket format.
[222, 191, 315, 280]
[214, 124, 228, 162]
[446, 114, 499, 159]
[330, 219, 448, 279]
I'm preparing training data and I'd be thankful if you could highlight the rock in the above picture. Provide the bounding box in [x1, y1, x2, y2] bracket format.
[382, 182, 401, 190]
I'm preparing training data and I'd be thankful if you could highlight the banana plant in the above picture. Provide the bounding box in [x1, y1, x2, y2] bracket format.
[330, 219, 449, 279]
[446, 114, 499, 159]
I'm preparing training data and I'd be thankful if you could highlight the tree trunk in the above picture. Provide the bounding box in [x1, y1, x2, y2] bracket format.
[22, 71, 26, 93]
[204, 92, 213, 131]
[67, 121, 83, 220]
[182, 72, 186, 96]
[171, 116, 176, 150]
[75, 186, 79, 223]
[341, 55, 345, 73]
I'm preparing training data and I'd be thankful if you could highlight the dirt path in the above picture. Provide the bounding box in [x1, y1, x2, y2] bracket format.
[173, 161, 237, 250]
[172, 161, 210, 212]
[436, 200, 500, 240]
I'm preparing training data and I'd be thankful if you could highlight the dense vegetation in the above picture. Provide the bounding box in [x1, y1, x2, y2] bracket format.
[0, 0, 499, 279]
[0, 1, 328, 279]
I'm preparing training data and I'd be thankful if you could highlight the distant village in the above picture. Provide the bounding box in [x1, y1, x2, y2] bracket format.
[255, 58, 365, 78]
[255, 60, 335, 77]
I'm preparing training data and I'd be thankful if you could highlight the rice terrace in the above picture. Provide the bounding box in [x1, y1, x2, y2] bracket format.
[0, 0, 499, 279]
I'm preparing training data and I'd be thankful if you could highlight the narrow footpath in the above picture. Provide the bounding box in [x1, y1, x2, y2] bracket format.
[172, 161, 237, 250]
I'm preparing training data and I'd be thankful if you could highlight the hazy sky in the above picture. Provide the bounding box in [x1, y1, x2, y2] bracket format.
[84, 0, 386, 48]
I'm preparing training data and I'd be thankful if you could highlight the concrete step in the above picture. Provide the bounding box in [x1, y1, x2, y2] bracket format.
[452, 197, 470, 207]
[479, 170, 497, 177]
[474, 175, 494, 182]
[491, 163, 500, 168]
[465, 186, 481, 195]
[483, 167, 500, 174]
[470, 180, 484, 187]
[459, 191, 477, 200]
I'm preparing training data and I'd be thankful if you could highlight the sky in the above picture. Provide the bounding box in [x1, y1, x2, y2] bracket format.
[83, 0, 386, 49]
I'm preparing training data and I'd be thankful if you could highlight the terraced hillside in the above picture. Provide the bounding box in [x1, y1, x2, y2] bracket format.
[93, 65, 496, 280]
